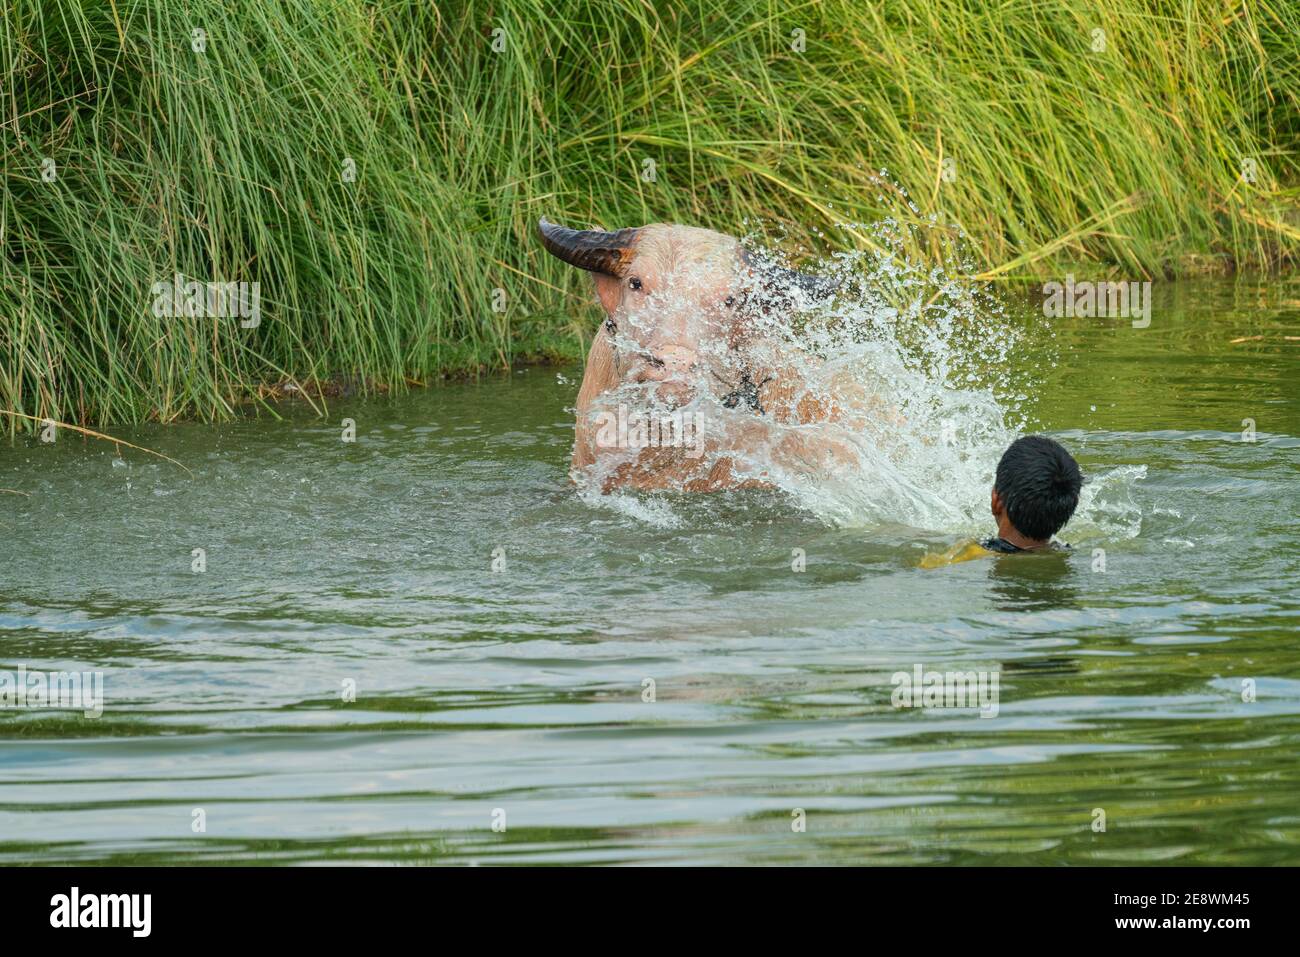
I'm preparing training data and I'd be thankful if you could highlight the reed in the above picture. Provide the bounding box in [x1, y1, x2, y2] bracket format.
[2, 0, 1296, 426]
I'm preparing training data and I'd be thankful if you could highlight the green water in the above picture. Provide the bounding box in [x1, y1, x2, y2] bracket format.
[1, 280, 1297, 865]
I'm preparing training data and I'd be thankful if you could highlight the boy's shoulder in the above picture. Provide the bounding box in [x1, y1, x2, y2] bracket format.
[918, 539, 994, 569]
[919, 537, 1071, 569]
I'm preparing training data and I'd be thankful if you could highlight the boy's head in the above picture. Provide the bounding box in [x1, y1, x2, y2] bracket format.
[991, 436, 1083, 543]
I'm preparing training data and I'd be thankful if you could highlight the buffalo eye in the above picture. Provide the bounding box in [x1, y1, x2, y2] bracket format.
[627, 277, 642, 291]
[724, 295, 736, 308]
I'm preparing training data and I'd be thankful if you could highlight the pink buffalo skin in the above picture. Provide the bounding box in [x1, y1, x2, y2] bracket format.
[540, 219, 895, 492]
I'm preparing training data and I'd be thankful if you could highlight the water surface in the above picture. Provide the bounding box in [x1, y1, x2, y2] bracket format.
[1, 280, 1297, 864]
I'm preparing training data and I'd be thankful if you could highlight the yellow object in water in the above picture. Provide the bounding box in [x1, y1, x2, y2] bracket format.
[918, 539, 996, 569]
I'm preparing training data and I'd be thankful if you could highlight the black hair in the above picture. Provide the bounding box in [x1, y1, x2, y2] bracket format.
[994, 436, 1083, 541]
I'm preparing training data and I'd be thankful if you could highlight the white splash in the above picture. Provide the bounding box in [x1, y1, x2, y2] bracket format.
[575, 217, 1143, 536]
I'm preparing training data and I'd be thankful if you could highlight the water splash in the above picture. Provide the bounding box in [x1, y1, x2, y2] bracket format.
[573, 217, 1137, 535]
[1070, 463, 1147, 540]
[575, 485, 684, 529]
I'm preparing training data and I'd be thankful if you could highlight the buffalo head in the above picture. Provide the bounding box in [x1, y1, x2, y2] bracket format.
[538, 218, 835, 406]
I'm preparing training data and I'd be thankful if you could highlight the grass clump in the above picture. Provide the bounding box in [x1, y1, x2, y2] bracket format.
[2, 0, 1297, 426]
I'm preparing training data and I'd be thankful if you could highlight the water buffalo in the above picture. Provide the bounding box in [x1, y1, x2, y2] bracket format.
[538, 217, 891, 492]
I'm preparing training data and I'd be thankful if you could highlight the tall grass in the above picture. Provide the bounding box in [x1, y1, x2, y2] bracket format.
[2, 0, 1297, 426]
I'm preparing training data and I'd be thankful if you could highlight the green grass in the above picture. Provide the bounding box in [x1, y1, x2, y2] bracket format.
[2, 0, 1297, 426]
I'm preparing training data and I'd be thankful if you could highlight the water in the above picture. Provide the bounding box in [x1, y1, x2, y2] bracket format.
[1, 279, 1297, 865]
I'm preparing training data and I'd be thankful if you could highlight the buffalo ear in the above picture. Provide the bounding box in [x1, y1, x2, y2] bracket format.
[592, 273, 623, 315]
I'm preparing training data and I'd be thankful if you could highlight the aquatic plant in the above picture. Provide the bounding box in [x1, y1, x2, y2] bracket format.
[2, 0, 1296, 426]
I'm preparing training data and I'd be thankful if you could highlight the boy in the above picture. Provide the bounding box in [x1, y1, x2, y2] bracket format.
[921, 435, 1083, 568]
